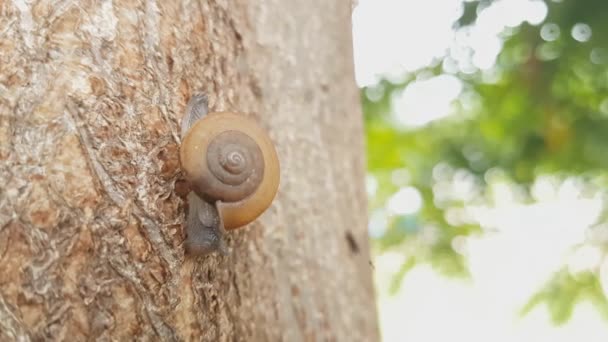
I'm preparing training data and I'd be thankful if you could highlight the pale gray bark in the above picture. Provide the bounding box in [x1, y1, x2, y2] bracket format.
[0, 0, 378, 340]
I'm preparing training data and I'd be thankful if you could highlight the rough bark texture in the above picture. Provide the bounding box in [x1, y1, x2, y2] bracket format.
[0, 0, 378, 341]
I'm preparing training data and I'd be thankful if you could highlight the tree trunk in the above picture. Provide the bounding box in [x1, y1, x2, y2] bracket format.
[0, 0, 378, 341]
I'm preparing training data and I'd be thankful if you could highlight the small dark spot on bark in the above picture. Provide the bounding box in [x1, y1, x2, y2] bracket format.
[174, 179, 191, 199]
[291, 285, 299, 297]
[249, 78, 263, 99]
[166, 55, 174, 73]
[345, 231, 359, 254]
[320, 83, 329, 92]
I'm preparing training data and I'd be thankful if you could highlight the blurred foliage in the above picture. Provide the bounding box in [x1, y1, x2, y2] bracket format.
[521, 269, 608, 324]
[364, 0, 608, 324]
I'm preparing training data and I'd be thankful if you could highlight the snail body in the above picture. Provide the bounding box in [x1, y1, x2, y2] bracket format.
[179, 94, 280, 255]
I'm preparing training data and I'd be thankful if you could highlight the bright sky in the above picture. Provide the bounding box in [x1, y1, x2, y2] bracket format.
[353, 0, 548, 127]
[352, 0, 608, 340]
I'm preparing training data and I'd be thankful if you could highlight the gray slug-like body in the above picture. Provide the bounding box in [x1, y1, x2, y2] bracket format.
[184, 192, 227, 255]
[181, 94, 227, 256]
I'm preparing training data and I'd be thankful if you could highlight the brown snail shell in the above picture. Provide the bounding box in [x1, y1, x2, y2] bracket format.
[179, 112, 280, 230]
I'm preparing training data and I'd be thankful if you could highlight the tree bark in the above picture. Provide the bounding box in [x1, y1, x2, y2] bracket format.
[0, 0, 378, 341]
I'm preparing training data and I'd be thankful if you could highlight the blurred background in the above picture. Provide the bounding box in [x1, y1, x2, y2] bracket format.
[352, 0, 608, 340]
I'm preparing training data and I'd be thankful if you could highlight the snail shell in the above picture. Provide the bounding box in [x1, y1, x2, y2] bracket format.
[180, 112, 280, 229]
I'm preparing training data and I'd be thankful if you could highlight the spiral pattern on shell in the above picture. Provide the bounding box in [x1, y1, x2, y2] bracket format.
[205, 131, 264, 202]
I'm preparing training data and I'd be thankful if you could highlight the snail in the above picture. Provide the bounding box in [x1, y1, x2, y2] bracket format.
[179, 94, 280, 255]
